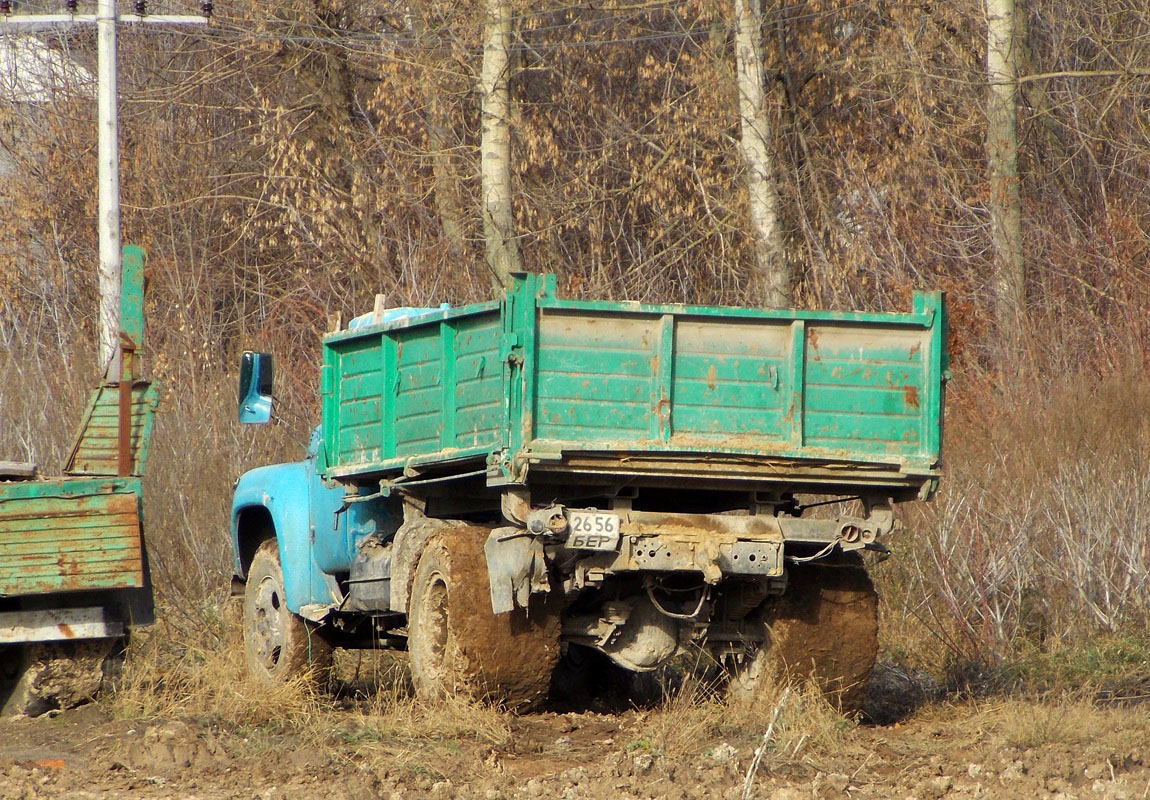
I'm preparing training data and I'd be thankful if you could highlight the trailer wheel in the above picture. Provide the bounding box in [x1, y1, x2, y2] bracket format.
[0, 640, 118, 717]
[408, 527, 559, 711]
[727, 561, 878, 715]
[243, 539, 332, 687]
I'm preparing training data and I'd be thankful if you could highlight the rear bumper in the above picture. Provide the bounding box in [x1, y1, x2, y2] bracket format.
[0, 606, 125, 645]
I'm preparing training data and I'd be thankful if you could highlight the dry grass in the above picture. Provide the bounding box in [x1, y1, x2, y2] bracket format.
[342, 653, 513, 751]
[112, 610, 328, 728]
[876, 362, 1150, 678]
[964, 695, 1149, 752]
[113, 610, 512, 760]
[626, 670, 851, 763]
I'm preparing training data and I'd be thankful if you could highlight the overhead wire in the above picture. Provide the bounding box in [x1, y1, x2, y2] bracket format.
[4, 0, 885, 56]
[4, 0, 1003, 143]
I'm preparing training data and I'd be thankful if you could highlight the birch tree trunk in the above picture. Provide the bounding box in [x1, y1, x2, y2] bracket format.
[479, 0, 521, 293]
[734, 0, 791, 308]
[986, 0, 1025, 339]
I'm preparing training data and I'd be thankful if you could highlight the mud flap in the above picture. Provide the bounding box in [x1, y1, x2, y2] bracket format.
[484, 527, 550, 614]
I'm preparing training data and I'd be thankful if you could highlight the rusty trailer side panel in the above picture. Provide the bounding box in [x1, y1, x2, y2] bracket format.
[0, 477, 145, 597]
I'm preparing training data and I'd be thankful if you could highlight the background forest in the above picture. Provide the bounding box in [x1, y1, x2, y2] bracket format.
[2, 0, 1149, 687]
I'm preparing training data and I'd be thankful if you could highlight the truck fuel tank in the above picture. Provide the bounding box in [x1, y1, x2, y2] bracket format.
[342, 533, 392, 612]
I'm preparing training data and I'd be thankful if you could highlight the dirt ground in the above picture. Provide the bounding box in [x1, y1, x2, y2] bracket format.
[2, 678, 1147, 800]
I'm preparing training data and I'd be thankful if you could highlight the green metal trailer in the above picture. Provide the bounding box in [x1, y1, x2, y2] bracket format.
[233, 273, 947, 712]
[1, 246, 157, 716]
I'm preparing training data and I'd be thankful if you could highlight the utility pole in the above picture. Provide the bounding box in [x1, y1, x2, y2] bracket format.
[1, 0, 209, 374]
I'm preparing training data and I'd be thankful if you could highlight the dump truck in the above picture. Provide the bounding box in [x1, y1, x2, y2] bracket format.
[0, 246, 157, 716]
[231, 273, 946, 711]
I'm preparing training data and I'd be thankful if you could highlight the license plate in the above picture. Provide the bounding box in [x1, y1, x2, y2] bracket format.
[567, 511, 622, 550]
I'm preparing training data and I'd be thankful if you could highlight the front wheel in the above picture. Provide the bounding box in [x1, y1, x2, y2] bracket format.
[243, 539, 332, 687]
[407, 526, 559, 711]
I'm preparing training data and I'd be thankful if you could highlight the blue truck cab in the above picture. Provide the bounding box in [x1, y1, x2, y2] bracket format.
[231, 425, 404, 611]
[231, 429, 341, 614]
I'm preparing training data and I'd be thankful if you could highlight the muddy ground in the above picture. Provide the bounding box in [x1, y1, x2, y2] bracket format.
[2, 674, 1147, 800]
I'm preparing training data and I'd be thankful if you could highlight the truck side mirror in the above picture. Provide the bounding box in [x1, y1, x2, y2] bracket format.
[238, 351, 274, 424]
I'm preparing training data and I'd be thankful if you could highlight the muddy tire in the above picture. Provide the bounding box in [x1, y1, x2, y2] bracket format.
[408, 526, 560, 711]
[0, 640, 119, 717]
[243, 539, 332, 687]
[728, 561, 878, 714]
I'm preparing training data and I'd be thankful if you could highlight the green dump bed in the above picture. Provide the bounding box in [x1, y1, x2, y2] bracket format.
[320, 274, 947, 496]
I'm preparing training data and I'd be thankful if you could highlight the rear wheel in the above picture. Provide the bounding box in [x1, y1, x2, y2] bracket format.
[243, 539, 332, 687]
[408, 526, 559, 711]
[728, 561, 878, 714]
